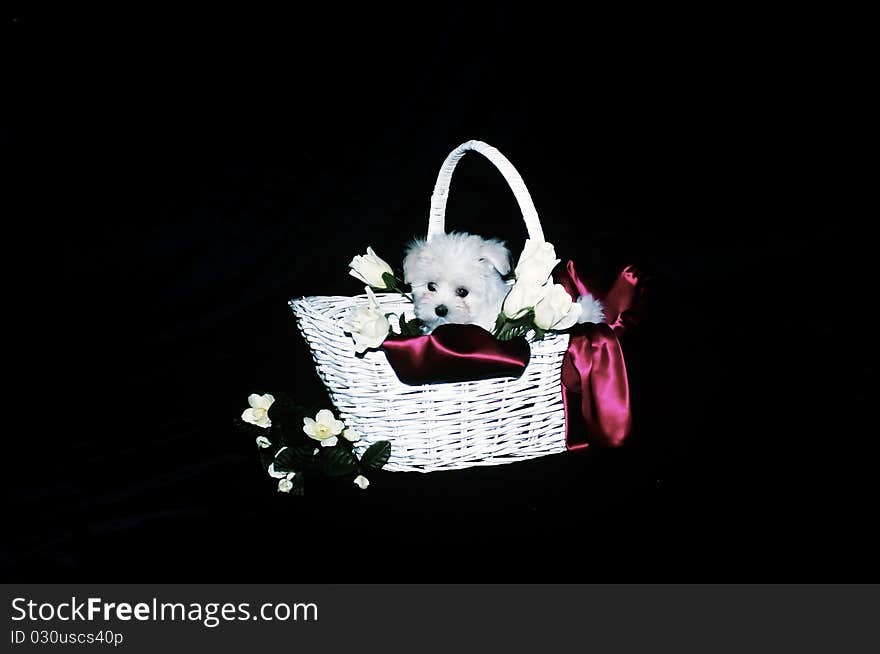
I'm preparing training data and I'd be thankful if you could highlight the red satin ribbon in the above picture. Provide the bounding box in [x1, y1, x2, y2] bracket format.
[554, 261, 641, 449]
[379, 260, 643, 451]
[382, 324, 529, 385]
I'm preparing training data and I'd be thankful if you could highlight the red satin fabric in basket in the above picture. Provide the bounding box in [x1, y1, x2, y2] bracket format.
[380, 261, 643, 451]
[382, 324, 529, 384]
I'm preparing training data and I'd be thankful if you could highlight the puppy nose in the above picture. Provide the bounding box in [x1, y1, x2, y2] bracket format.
[434, 305, 448, 317]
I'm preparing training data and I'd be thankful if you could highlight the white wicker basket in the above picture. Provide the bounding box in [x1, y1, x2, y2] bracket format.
[290, 140, 569, 472]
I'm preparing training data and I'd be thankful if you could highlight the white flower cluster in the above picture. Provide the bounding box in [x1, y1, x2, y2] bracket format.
[501, 240, 581, 331]
[242, 396, 371, 491]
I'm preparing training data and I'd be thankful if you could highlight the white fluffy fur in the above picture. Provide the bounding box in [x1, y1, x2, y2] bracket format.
[577, 293, 606, 324]
[404, 232, 512, 332]
[403, 231, 606, 333]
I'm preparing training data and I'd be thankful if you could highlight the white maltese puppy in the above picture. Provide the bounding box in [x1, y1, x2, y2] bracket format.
[404, 231, 606, 333]
[404, 232, 512, 333]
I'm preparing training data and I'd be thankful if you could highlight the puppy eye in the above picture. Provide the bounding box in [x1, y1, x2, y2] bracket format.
[456, 287, 469, 298]
[427, 282, 437, 292]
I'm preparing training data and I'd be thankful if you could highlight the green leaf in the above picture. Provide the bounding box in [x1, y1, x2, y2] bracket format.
[381, 272, 399, 292]
[337, 435, 357, 452]
[259, 446, 279, 471]
[267, 394, 323, 429]
[289, 473, 305, 496]
[320, 446, 359, 476]
[274, 445, 315, 472]
[497, 323, 519, 341]
[494, 309, 538, 340]
[493, 312, 507, 335]
[360, 441, 391, 471]
[400, 317, 424, 336]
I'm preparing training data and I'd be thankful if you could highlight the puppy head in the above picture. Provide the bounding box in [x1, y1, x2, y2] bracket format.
[403, 232, 511, 332]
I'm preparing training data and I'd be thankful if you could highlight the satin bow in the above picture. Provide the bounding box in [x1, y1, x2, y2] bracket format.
[553, 261, 642, 449]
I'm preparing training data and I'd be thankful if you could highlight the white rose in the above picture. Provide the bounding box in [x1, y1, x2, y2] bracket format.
[278, 478, 293, 493]
[241, 393, 275, 429]
[353, 475, 370, 490]
[533, 283, 581, 331]
[577, 293, 606, 324]
[349, 246, 395, 289]
[255, 436, 271, 449]
[341, 287, 391, 353]
[303, 409, 345, 447]
[502, 279, 546, 319]
[514, 239, 560, 286]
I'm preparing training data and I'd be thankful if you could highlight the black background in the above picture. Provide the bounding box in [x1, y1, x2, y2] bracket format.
[7, 8, 873, 580]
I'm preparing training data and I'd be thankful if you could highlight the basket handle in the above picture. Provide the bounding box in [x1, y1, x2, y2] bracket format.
[427, 139, 545, 243]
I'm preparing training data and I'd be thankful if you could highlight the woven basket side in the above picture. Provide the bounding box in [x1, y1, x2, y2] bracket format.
[290, 294, 568, 472]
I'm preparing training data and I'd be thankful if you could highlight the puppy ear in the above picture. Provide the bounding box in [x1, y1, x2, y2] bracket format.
[477, 239, 512, 276]
[402, 238, 427, 283]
